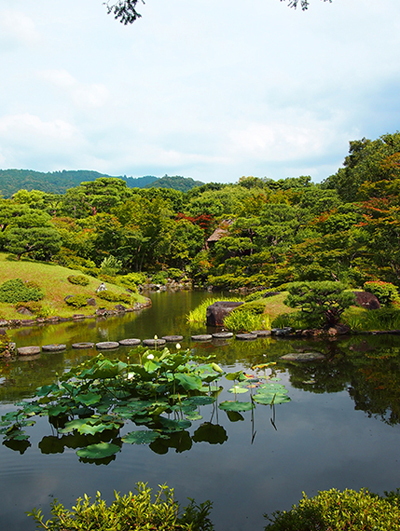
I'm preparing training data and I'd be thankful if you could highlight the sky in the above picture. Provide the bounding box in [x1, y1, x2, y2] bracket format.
[1, 0, 400, 184]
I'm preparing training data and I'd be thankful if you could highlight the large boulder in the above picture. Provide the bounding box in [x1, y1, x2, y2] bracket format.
[206, 301, 244, 327]
[353, 291, 381, 310]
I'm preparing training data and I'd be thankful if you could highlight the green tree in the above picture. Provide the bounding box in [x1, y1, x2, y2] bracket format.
[285, 281, 355, 327]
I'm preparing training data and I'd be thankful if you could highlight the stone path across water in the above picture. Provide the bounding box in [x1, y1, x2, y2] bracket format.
[11, 328, 302, 358]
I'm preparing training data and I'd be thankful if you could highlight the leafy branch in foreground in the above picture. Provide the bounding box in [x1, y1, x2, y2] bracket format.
[28, 482, 214, 531]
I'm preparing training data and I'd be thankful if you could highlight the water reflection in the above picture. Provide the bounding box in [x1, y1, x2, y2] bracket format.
[2, 292, 400, 531]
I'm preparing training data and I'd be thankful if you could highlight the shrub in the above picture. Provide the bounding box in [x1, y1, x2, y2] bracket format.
[100, 255, 122, 276]
[0, 278, 44, 303]
[244, 289, 270, 302]
[15, 301, 42, 314]
[151, 271, 168, 285]
[28, 482, 214, 531]
[235, 300, 266, 315]
[65, 295, 88, 309]
[54, 248, 98, 276]
[264, 488, 400, 531]
[67, 275, 90, 286]
[97, 290, 131, 305]
[167, 268, 184, 280]
[364, 280, 400, 306]
[117, 272, 147, 290]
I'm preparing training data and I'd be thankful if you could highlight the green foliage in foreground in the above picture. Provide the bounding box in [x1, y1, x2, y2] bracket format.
[0, 278, 44, 303]
[28, 482, 213, 531]
[224, 310, 270, 333]
[264, 487, 400, 531]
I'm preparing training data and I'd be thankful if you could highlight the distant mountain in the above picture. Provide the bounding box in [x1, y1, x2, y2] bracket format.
[0, 169, 203, 197]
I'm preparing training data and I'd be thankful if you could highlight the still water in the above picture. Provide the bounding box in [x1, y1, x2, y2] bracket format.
[1, 291, 400, 530]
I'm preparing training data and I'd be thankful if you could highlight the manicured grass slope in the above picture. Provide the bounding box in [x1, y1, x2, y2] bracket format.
[0, 254, 146, 319]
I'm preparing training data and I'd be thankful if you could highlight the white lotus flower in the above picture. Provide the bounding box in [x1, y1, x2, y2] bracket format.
[147, 353, 154, 360]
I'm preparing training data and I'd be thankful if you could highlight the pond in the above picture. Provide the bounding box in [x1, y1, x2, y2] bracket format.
[1, 291, 400, 530]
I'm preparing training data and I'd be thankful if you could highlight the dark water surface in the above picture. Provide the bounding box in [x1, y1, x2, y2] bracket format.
[1, 291, 400, 531]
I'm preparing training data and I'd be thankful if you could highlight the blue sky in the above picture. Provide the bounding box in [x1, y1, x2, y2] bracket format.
[1, 0, 400, 184]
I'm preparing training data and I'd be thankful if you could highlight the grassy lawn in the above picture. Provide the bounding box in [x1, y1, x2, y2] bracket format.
[261, 292, 296, 320]
[0, 253, 147, 320]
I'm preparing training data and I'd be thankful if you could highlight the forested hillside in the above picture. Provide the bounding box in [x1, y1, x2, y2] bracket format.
[0, 170, 204, 197]
[0, 132, 399, 292]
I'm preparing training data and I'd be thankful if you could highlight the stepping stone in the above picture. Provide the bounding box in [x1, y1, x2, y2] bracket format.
[251, 330, 271, 337]
[212, 332, 233, 339]
[72, 342, 95, 349]
[236, 333, 258, 341]
[191, 334, 213, 341]
[42, 344, 67, 352]
[119, 338, 141, 346]
[143, 339, 166, 347]
[162, 335, 184, 342]
[17, 346, 41, 356]
[280, 352, 325, 362]
[96, 341, 120, 350]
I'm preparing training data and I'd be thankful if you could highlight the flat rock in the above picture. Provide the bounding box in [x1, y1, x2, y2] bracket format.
[17, 346, 41, 356]
[72, 342, 95, 349]
[212, 332, 233, 339]
[162, 335, 184, 342]
[280, 352, 325, 362]
[119, 338, 141, 346]
[142, 339, 166, 347]
[96, 341, 120, 349]
[42, 344, 67, 352]
[236, 333, 258, 340]
[251, 330, 271, 337]
[191, 334, 213, 341]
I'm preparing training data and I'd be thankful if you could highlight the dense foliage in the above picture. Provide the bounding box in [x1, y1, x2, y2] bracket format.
[1, 131, 400, 296]
[0, 278, 44, 304]
[264, 487, 400, 531]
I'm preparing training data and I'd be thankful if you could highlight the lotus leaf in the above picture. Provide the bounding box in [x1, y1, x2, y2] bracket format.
[75, 392, 102, 406]
[76, 442, 120, 459]
[174, 373, 203, 391]
[185, 396, 214, 406]
[158, 417, 191, 432]
[219, 401, 254, 412]
[122, 430, 160, 445]
[227, 386, 249, 394]
[253, 394, 291, 405]
[184, 412, 203, 421]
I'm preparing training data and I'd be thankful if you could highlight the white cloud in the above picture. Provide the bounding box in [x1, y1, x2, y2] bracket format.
[0, 10, 40, 47]
[38, 70, 109, 108]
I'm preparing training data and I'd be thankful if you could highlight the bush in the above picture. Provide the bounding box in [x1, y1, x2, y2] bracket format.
[151, 271, 168, 285]
[65, 295, 88, 309]
[117, 272, 147, 290]
[100, 255, 122, 276]
[54, 248, 98, 276]
[235, 300, 266, 315]
[264, 488, 400, 531]
[28, 483, 214, 531]
[167, 268, 184, 281]
[244, 289, 270, 302]
[364, 280, 400, 306]
[15, 301, 42, 314]
[97, 290, 131, 305]
[0, 278, 44, 303]
[67, 275, 90, 286]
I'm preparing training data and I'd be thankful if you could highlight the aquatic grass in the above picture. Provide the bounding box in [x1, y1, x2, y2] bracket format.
[343, 306, 400, 331]
[224, 311, 271, 333]
[186, 297, 243, 325]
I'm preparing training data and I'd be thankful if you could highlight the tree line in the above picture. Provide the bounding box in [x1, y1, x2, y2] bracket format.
[1, 131, 399, 291]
